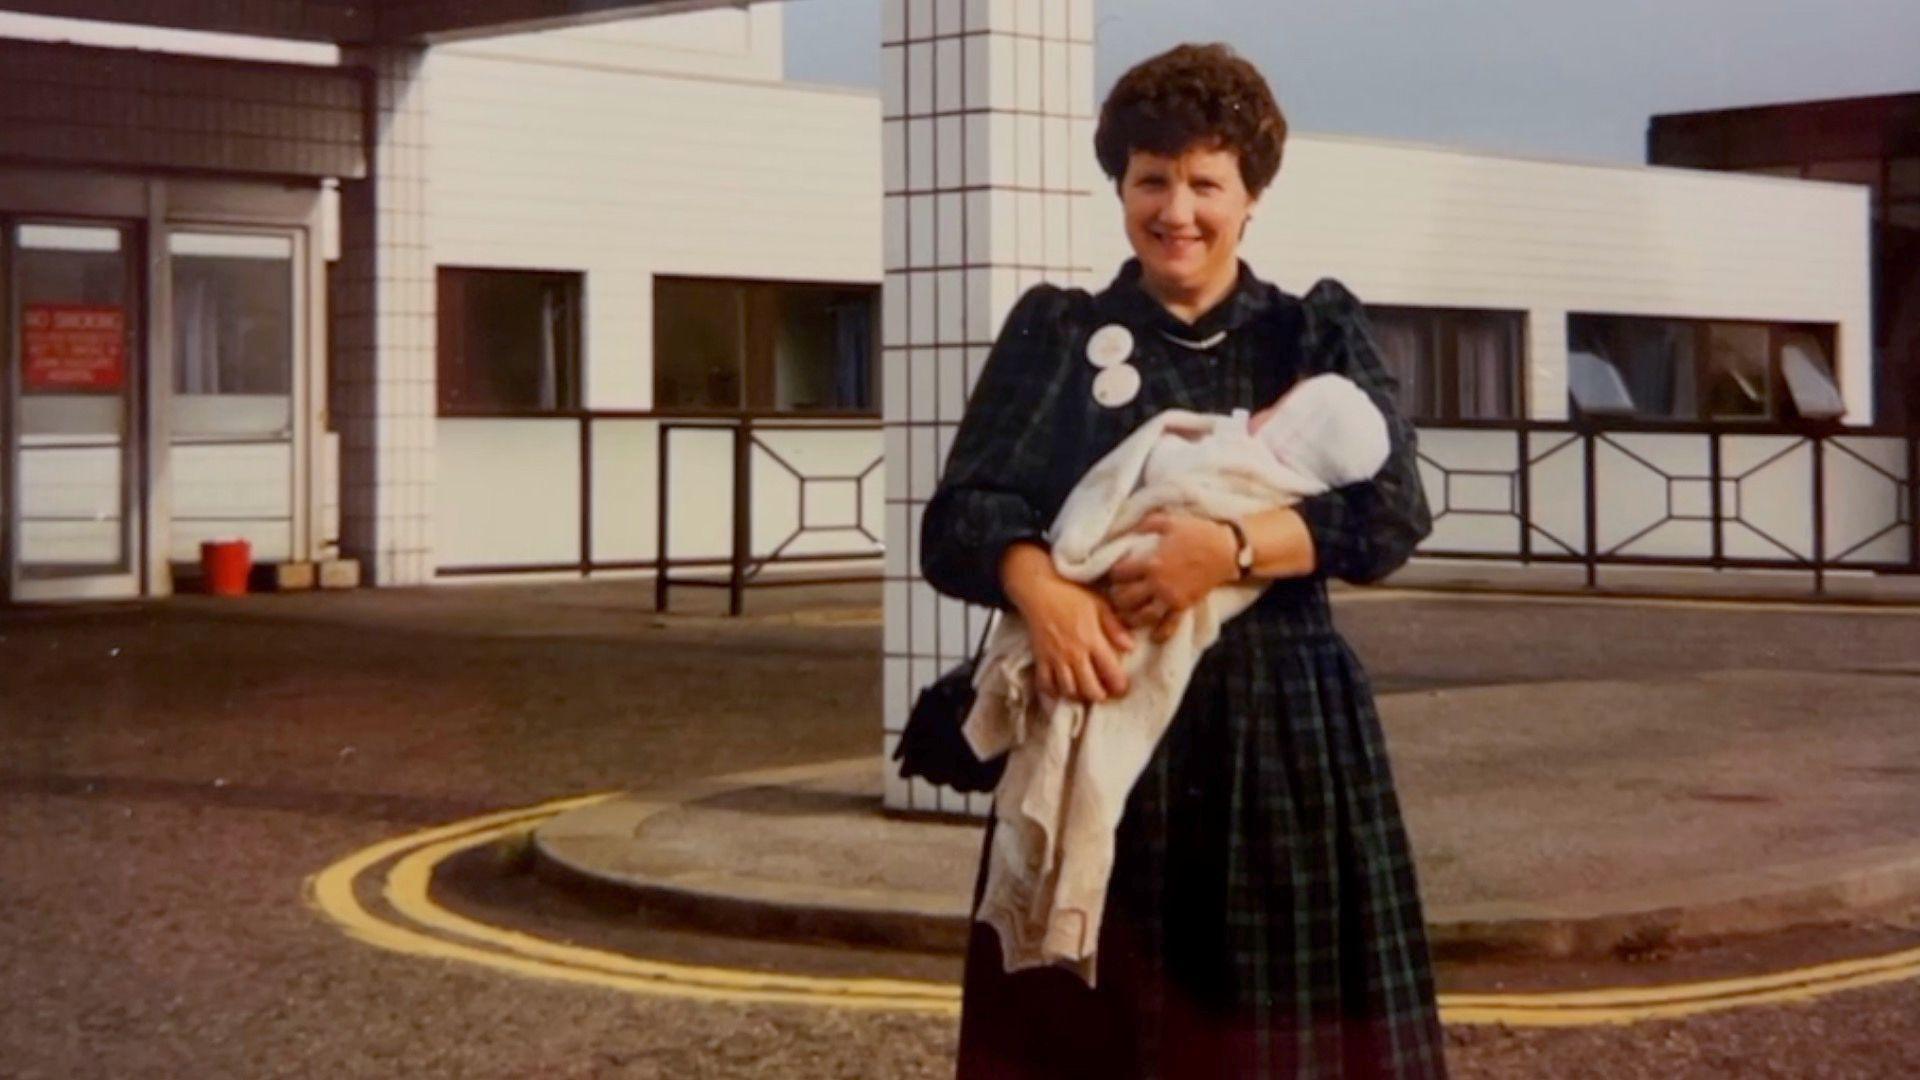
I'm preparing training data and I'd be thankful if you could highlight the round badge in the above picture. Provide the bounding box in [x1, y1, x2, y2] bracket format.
[1091, 362, 1142, 408]
[1085, 324, 1134, 369]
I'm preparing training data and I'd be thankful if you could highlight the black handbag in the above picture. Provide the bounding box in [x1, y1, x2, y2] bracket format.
[891, 611, 1008, 794]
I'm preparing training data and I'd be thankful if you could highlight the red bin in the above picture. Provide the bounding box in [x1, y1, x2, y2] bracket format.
[200, 539, 252, 597]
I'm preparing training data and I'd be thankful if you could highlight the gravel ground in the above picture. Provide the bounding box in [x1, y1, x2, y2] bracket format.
[2, 581, 1917, 1077]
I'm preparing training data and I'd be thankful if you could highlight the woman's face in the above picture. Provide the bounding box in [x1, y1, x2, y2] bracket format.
[1120, 144, 1257, 304]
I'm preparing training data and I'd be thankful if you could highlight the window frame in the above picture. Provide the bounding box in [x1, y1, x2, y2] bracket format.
[436, 265, 585, 417]
[651, 274, 880, 418]
[1363, 303, 1528, 422]
[1565, 311, 1842, 426]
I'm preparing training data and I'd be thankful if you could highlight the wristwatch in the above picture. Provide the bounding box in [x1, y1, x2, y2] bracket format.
[1220, 518, 1254, 580]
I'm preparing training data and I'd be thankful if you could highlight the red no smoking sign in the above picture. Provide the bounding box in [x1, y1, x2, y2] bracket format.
[23, 304, 126, 392]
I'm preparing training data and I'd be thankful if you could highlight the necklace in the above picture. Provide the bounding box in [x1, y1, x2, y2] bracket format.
[1158, 328, 1229, 351]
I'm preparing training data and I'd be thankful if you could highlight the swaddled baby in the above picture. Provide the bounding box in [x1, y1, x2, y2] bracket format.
[1139, 372, 1390, 497]
[964, 371, 1393, 985]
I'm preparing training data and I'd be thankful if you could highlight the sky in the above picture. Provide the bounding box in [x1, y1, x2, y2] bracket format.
[784, 0, 1920, 164]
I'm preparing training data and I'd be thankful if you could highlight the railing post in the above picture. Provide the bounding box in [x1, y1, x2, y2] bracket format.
[1516, 428, 1532, 564]
[579, 416, 593, 577]
[1811, 434, 1826, 596]
[655, 423, 671, 613]
[1708, 432, 1724, 567]
[1582, 429, 1599, 589]
[730, 418, 751, 617]
[1910, 431, 1920, 575]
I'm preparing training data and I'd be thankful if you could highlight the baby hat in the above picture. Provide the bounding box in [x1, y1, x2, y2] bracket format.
[1254, 374, 1391, 488]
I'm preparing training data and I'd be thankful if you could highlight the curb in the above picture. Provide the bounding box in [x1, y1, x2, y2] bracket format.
[531, 785, 971, 954]
[531, 760, 1920, 962]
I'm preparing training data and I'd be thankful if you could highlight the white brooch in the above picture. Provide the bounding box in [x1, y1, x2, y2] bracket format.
[1092, 362, 1141, 408]
[1086, 324, 1134, 369]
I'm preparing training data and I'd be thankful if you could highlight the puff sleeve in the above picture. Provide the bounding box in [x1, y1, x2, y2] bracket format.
[1292, 279, 1434, 584]
[919, 285, 1083, 610]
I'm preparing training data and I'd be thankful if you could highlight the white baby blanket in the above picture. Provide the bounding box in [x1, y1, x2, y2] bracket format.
[962, 373, 1390, 985]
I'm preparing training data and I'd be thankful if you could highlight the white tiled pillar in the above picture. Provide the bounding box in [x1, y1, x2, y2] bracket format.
[335, 45, 436, 586]
[881, 0, 1097, 815]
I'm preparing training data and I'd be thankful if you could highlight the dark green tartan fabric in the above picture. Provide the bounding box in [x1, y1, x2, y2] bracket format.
[922, 260, 1448, 1079]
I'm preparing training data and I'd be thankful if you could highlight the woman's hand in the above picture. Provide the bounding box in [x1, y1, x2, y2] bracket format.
[1106, 511, 1239, 643]
[1000, 542, 1135, 704]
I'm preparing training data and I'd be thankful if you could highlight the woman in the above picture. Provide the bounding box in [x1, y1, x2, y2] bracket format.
[920, 44, 1448, 1079]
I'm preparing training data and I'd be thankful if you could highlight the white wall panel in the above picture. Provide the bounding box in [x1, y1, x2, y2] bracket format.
[1824, 436, 1912, 565]
[1721, 435, 1814, 561]
[436, 418, 581, 567]
[588, 418, 660, 563]
[661, 427, 734, 561]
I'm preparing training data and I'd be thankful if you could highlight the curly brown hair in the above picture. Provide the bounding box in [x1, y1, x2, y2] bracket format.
[1094, 43, 1288, 197]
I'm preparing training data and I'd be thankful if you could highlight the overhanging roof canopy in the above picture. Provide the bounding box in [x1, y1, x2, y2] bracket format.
[0, 0, 746, 44]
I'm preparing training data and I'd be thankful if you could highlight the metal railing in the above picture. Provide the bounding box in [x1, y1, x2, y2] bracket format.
[1411, 419, 1920, 592]
[654, 415, 883, 615]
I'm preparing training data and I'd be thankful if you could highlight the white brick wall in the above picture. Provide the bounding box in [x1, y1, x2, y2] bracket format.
[425, 40, 881, 414]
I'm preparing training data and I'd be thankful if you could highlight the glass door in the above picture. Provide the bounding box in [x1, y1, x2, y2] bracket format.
[167, 229, 299, 572]
[4, 220, 141, 601]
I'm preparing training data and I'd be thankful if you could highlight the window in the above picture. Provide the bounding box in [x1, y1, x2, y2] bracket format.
[1364, 305, 1525, 421]
[653, 277, 876, 413]
[1566, 314, 1841, 423]
[437, 268, 582, 414]
[172, 231, 295, 436]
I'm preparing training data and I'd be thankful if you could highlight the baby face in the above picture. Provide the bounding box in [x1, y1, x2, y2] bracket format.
[1247, 396, 1287, 436]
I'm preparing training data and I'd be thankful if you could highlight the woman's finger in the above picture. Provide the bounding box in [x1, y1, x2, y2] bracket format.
[1033, 660, 1056, 699]
[1098, 603, 1136, 654]
[1072, 653, 1108, 704]
[1151, 606, 1183, 644]
[1090, 640, 1130, 699]
[1052, 659, 1080, 703]
[1123, 598, 1165, 631]
[1108, 578, 1154, 612]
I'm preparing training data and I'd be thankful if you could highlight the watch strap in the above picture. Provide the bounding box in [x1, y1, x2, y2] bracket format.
[1220, 517, 1252, 579]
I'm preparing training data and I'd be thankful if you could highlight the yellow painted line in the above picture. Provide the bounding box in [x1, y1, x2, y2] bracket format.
[304, 791, 612, 951]
[310, 792, 1920, 1026]
[1344, 585, 1920, 618]
[1443, 956, 1920, 1026]
[304, 793, 959, 1015]
[382, 815, 960, 1003]
[1445, 942, 1920, 1010]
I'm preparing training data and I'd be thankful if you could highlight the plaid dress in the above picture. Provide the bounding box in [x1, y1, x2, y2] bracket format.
[920, 260, 1448, 1079]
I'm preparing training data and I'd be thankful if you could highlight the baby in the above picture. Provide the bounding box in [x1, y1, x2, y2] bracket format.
[963, 371, 1392, 985]
[1136, 372, 1391, 499]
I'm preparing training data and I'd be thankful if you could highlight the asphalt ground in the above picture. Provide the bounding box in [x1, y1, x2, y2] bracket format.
[3, 580, 1919, 1078]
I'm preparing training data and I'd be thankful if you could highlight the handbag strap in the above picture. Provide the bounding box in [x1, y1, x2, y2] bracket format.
[971, 608, 999, 664]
